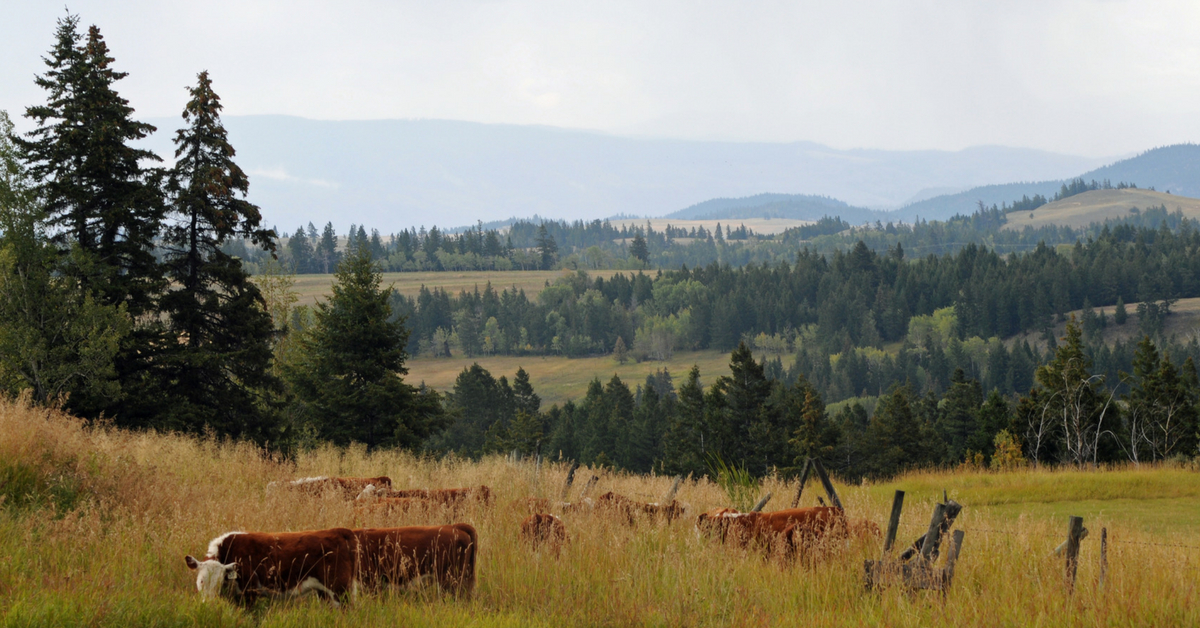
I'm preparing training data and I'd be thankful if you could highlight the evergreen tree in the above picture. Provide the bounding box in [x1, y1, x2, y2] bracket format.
[661, 365, 708, 476]
[287, 227, 314, 273]
[966, 390, 1010, 461]
[787, 381, 839, 465]
[286, 245, 446, 449]
[1114, 296, 1128, 325]
[19, 16, 164, 315]
[156, 71, 281, 441]
[536, 224, 558, 270]
[715, 342, 772, 465]
[865, 384, 926, 477]
[1029, 317, 1116, 466]
[937, 368, 983, 462]
[629, 232, 650, 267]
[512, 367, 541, 417]
[317, 222, 338, 272]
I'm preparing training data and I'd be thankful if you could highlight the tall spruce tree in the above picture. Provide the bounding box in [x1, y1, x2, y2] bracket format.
[286, 244, 447, 449]
[157, 71, 281, 441]
[19, 16, 164, 314]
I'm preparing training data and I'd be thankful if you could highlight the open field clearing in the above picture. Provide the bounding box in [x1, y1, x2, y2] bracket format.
[284, 270, 625, 307]
[1003, 189, 1200, 231]
[408, 350, 735, 407]
[607, 217, 811, 236]
[3, 397, 1199, 626]
[1008, 296, 1200, 351]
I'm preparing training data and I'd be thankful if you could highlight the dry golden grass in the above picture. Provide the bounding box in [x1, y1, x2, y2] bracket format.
[1, 396, 1198, 626]
[286, 270, 625, 307]
[407, 351, 734, 407]
[1006, 296, 1200, 352]
[1002, 188, 1200, 231]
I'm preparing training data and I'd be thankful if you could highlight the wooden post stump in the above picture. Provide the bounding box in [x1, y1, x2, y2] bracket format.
[864, 491, 965, 594]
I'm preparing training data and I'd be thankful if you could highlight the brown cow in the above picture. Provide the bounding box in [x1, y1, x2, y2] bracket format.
[697, 507, 846, 548]
[353, 525, 476, 595]
[185, 528, 357, 606]
[278, 476, 392, 499]
[596, 492, 686, 525]
[361, 485, 493, 506]
[520, 513, 567, 555]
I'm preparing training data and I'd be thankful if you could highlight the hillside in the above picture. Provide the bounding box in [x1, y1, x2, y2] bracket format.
[665, 193, 881, 223]
[897, 144, 1200, 221]
[1002, 189, 1200, 230]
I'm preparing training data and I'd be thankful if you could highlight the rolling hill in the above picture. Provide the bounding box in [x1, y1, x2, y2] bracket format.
[1002, 188, 1200, 231]
[896, 144, 1200, 221]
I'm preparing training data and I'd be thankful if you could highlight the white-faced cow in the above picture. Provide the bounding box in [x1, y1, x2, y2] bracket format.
[184, 528, 358, 606]
[353, 524, 477, 595]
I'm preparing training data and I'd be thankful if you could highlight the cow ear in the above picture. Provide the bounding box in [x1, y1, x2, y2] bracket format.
[224, 563, 238, 580]
[185, 555, 199, 570]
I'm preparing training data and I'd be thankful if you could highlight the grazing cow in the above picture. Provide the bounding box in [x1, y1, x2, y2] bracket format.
[361, 485, 493, 506]
[184, 528, 357, 606]
[596, 492, 686, 525]
[276, 476, 392, 499]
[353, 525, 477, 595]
[520, 513, 567, 555]
[697, 507, 847, 549]
[354, 497, 441, 518]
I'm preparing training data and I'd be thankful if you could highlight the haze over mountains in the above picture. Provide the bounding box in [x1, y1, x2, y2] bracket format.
[139, 115, 1113, 232]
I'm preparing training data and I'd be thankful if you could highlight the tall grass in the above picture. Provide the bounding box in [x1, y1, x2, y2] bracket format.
[1, 395, 1198, 626]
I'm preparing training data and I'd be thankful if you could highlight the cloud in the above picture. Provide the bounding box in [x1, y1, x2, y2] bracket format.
[248, 166, 339, 190]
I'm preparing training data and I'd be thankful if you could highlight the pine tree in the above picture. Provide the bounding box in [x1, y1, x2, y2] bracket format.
[612, 336, 629, 364]
[716, 342, 772, 465]
[629, 232, 650, 267]
[317, 222, 338, 272]
[1114, 296, 1128, 325]
[787, 382, 839, 465]
[661, 365, 707, 476]
[512, 367, 541, 417]
[285, 245, 447, 449]
[19, 16, 164, 315]
[156, 71, 282, 441]
[536, 224, 558, 270]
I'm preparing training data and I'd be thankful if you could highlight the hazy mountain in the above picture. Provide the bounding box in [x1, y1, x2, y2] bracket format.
[138, 115, 1105, 232]
[896, 144, 1200, 221]
[666, 193, 882, 223]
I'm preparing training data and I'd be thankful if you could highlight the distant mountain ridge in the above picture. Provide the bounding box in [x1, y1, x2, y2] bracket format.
[135, 115, 1107, 232]
[896, 144, 1200, 221]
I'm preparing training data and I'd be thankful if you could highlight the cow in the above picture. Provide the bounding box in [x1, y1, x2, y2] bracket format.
[697, 507, 846, 548]
[353, 525, 477, 595]
[359, 485, 493, 506]
[274, 476, 392, 499]
[184, 528, 357, 606]
[596, 492, 686, 525]
[520, 513, 567, 556]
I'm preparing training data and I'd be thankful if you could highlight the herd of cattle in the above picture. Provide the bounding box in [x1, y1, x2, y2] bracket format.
[184, 474, 880, 606]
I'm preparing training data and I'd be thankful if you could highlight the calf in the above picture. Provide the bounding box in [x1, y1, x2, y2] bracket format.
[520, 513, 567, 555]
[185, 528, 357, 606]
[353, 525, 477, 595]
[277, 476, 392, 499]
[697, 507, 846, 548]
[597, 491, 686, 525]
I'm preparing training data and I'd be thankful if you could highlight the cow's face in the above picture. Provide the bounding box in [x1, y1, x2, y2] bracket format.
[185, 555, 237, 600]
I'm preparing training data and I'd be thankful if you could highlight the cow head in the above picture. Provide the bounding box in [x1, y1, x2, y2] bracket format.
[185, 555, 237, 600]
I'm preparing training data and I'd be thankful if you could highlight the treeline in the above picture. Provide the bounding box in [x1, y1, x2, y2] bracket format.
[433, 321, 1199, 479]
[379, 223, 1197, 365]
[0, 15, 445, 450]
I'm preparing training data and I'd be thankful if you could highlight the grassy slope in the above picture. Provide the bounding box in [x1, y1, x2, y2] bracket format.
[1003, 188, 1200, 231]
[1007, 296, 1200, 352]
[2, 397, 1197, 626]
[407, 350, 736, 408]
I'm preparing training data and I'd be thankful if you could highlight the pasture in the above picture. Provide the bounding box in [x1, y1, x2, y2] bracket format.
[408, 350, 735, 407]
[1002, 188, 1200, 231]
[2, 396, 1198, 627]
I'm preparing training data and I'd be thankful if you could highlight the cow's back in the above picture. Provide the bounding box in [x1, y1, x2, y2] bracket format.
[354, 525, 476, 595]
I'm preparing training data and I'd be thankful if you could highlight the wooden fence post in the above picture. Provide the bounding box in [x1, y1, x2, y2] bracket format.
[1065, 516, 1084, 593]
[559, 461, 580, 500]
[941, 529, 965, 593]
[1099, 527, 1108, 590]
[883, 490, 905, 555]
[920, 503, 948, 563]
[662, 475, 683, 503]
[811, 459, 843, 510]
[750, 492, 772, 512]
[790, 458, 813, 508]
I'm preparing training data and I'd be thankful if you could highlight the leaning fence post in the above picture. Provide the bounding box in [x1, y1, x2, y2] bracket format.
[811, 459, 843, 510]
[883, 490, 905, 555]
[920, 503, 948, 562]
[559, 461, 580, 500]
[750, 492, 772, 512]
[1065, 516, 1084, 593]
[941, 529, 965, 592]
[662, 475, 683, 503]
[790, 458, 813, 508]
[1098, 527, 1108, 590]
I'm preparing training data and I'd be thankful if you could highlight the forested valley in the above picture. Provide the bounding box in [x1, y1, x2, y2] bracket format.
[3, 13, 1200, 486]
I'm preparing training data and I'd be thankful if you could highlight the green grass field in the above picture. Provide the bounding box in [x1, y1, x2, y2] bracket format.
[407, 350, 736, 407]
[288, 270, 625, 307]
[2, 397, 1198, 626]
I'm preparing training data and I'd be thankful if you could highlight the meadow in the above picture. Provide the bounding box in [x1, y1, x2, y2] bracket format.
[2, 396, 1198, 627]
[407, 351, 735, 407]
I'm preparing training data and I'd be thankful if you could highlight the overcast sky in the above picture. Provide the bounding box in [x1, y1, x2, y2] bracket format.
[3, 0, 1199, 158]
